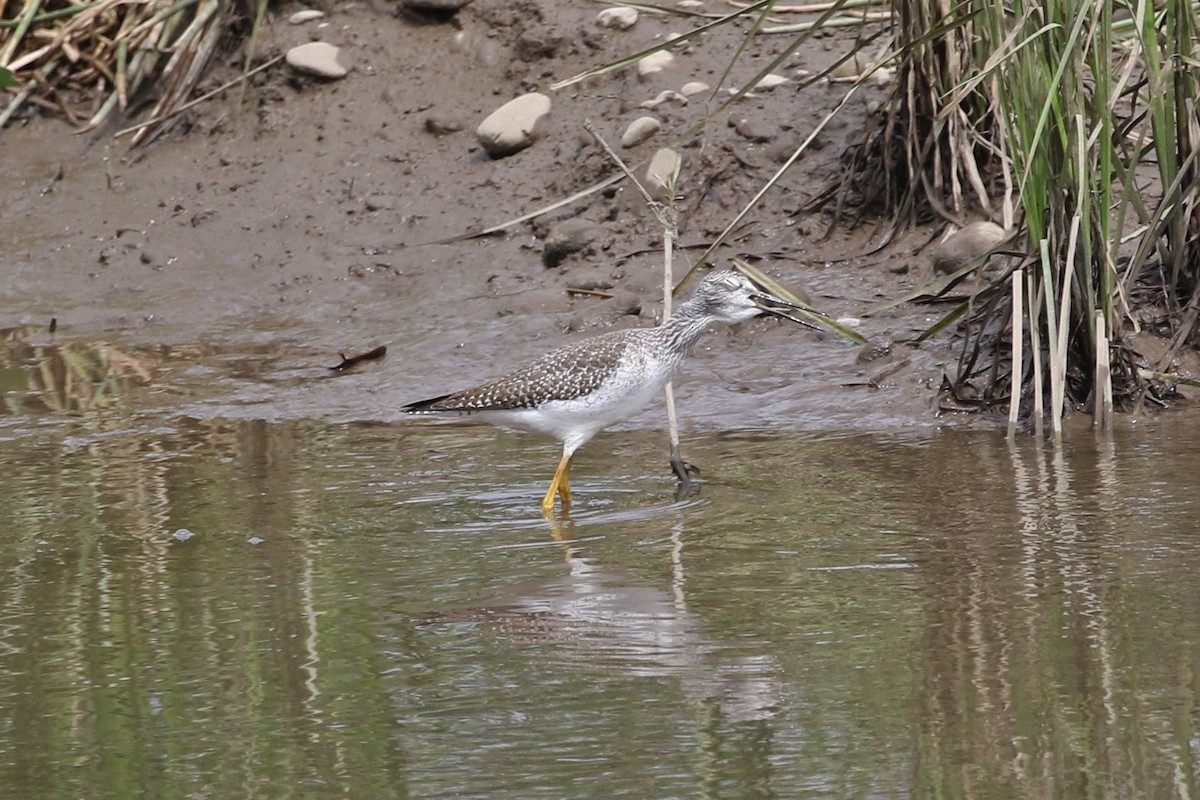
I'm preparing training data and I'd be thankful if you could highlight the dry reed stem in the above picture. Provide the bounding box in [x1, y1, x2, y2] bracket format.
[582, 120, 688, 478]
[1, 0, 251, 143]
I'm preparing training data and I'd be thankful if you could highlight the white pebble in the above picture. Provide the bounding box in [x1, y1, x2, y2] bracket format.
[930, 221, 1009, 275]
[831, 52, 869, 81]
[637, 51, 675, 81]
[476, 92, 552, 158]
[285, 42, 350, 79]
[596, 6, 638, 29]
[755, 73, 788, 91]
[646, 148, 681, 200]
[288, 9, 325, 24]
[640, 90, 687, 109]
[836, 317, 862, 328]
[621, 116, 661, 147]
[680, 81, 710, 97]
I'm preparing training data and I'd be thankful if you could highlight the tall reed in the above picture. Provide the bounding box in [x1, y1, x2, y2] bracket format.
[860, 0, 1200, 436]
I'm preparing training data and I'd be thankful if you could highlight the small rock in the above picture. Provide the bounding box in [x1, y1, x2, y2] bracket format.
[172, 528, 195, 542]
[476, 92, 552, 158]
[640, 90, 687, 109]
[637, 51, 675, 81]
[543, 219, 600, 268]
[608, 289, 643, 316]
[285, 42, 350, 79]
[402, 0, 473, 11]
[856, 342, 892, 364]
[754, 73, 788, 91]
[831, 52, 869, 81]
[621, 116, 661, 147]
[569, 270, 615, 292]
[645, 148, 682, 200]
[248, 536, 265, 546]
[424, 114, 464, 135]
[729, 114, 772, 143]
[288, 9, 325, 23]
[930, 221, 1010, 275]
[514, 29, 562, 61]
[765, 134, 802, 162]
[596, 6, 638, 29]
[680, 81, 710, 97]
[363, 195, 394, 212]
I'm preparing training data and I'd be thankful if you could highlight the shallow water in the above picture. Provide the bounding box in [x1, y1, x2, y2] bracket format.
[1, 370, 1199, 800]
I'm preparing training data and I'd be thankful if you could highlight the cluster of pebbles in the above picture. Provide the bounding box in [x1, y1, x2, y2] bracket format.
[283, 0, 475, 78]
[280, 0, 895, 275]
[283, 2, 796, 163]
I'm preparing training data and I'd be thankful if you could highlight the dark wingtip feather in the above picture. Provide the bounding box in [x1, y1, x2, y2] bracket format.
[400, 393, 457, 413]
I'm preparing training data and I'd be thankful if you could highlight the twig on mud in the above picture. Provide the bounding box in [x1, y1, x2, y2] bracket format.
[329, 345, 388, 373]
[582, 119, 694, 491]
[414, 172, 626, 246]
[565, 287, 615, 299]
[1137, 368, 1200, 390]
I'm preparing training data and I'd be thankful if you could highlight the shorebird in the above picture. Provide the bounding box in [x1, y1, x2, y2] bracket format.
[402, 269, 813, 514]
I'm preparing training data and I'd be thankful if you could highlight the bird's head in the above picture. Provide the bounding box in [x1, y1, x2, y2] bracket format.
[691, 269, 815, 328]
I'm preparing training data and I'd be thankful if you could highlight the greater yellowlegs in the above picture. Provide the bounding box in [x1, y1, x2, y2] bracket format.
[402, 269, 812, 514]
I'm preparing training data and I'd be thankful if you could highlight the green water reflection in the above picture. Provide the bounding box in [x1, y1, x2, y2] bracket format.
[0, 417, 1197, 798]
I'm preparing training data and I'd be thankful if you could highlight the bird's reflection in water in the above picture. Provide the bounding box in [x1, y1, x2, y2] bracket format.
[425, 515, 783, 725]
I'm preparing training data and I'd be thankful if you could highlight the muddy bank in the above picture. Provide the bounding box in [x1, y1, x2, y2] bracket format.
[2, 0, 997, 433]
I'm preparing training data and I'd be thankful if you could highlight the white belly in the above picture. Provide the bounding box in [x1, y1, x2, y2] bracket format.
[476, 352, 677, 455]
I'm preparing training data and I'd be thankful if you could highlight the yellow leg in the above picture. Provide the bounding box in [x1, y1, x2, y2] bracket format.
[541, 453, 573, 515]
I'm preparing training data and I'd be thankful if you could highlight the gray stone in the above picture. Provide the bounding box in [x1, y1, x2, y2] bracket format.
[754, 73, 788, 91]
[363, 195, 394, 212]
[621, 116, 661, 148]
[596, 7, 638, 29]
[476, 92, 552, 158]
[543, 219, 600, 268]
[639, 90, 687, 109]
[607, 289, 642, 317]
[831, 52, 869, 81]
[425, 114, 465, 135]
[285, 42, 350, 79]
[728, 114, 772, 143]
[931, 221, 1010, 275]
[645, 148, 681, 200]
[288, 9, 325, 24]
[637, 51, 674, 81]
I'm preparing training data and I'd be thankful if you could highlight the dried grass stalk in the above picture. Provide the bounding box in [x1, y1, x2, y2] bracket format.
[1, 0, 258, 143]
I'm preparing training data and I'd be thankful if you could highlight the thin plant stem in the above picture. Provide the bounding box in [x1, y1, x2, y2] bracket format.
[1007, 268, 1023, 439]
[582, 121, 690, 486]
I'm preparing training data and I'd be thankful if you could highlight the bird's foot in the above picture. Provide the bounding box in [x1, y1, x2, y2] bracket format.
[669, 457, 701, 500]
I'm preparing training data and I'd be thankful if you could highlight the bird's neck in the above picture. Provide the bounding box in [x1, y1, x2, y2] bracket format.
[656, 295, 716, 353]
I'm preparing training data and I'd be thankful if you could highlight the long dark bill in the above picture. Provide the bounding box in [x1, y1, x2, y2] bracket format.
[751, 292, 822, 332]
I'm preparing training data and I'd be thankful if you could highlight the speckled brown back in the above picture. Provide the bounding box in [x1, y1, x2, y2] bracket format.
[402, 329, 637, 413]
